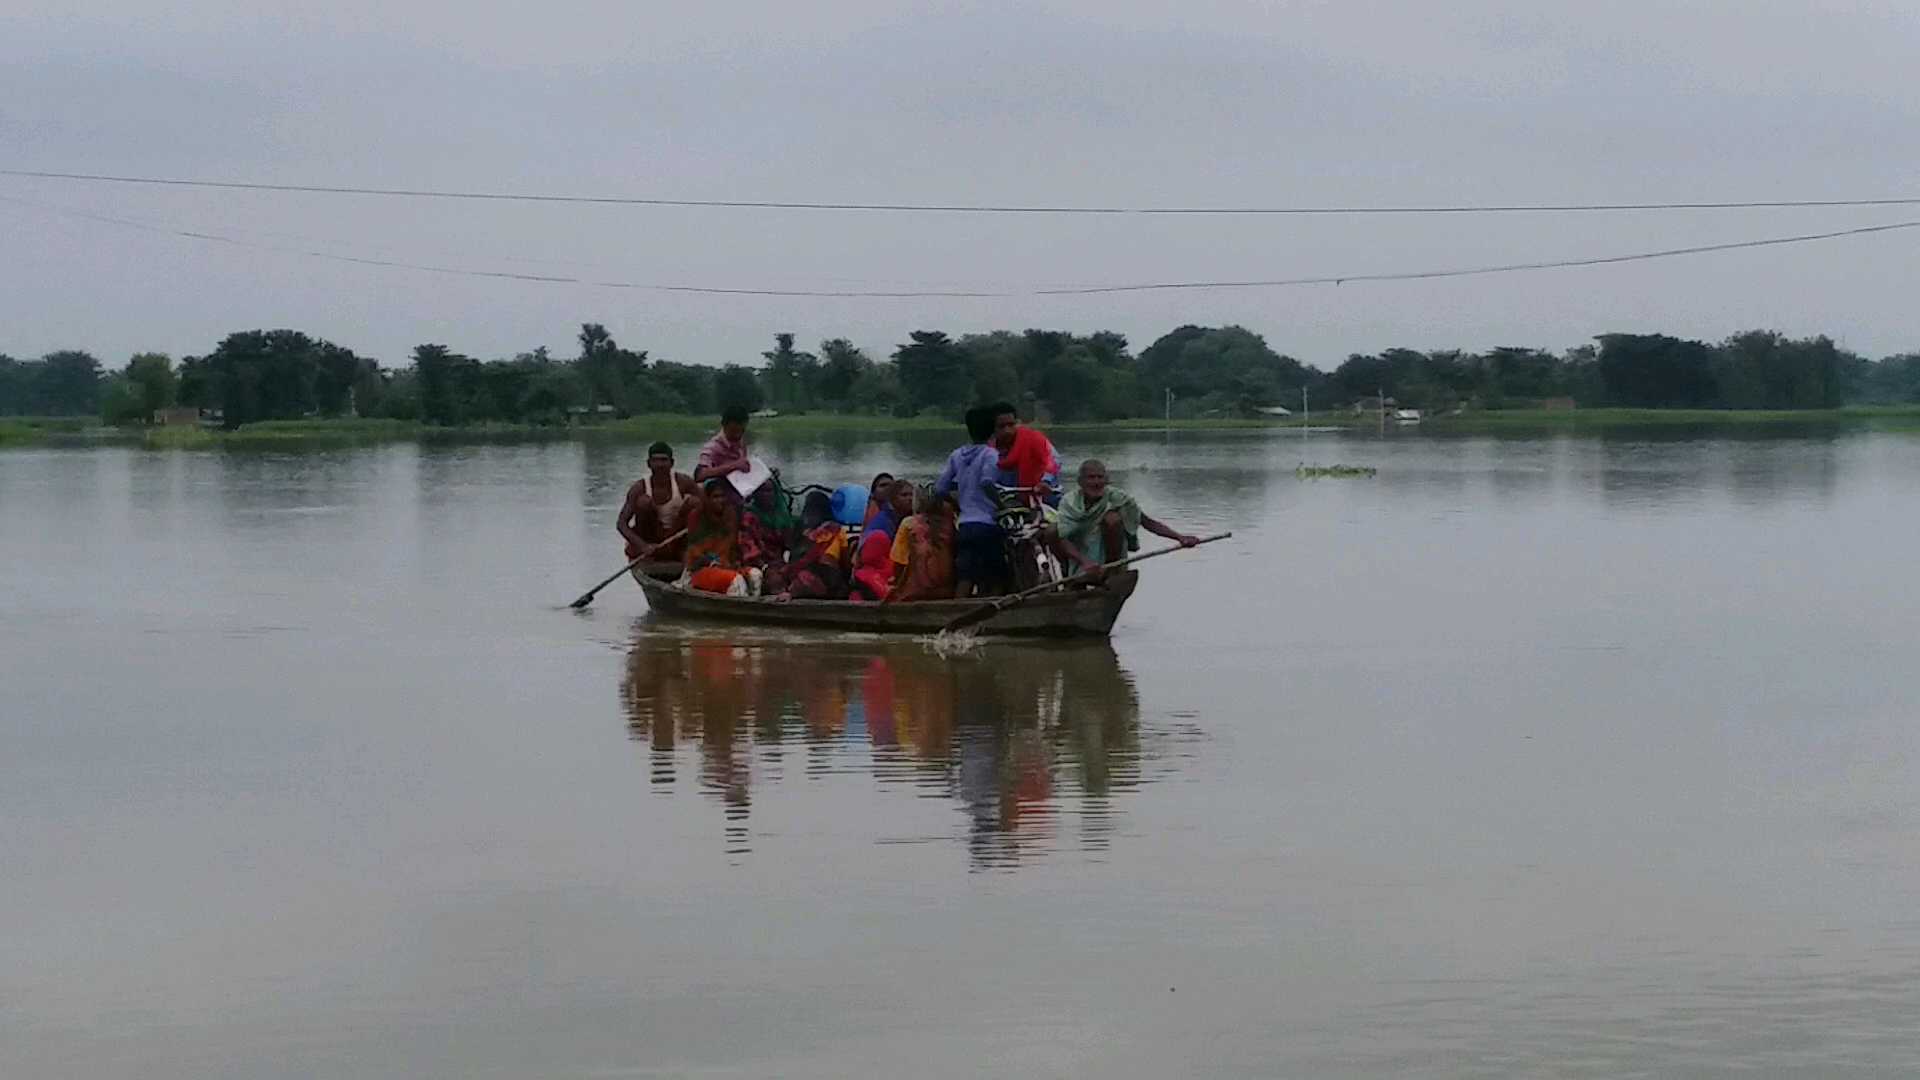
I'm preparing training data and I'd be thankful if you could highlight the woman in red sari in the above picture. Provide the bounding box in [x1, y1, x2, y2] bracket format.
[776, 491, 851, 601]
[850, 479, 913, 602]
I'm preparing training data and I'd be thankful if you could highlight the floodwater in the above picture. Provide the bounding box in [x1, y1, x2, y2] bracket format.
[6, 427, 1920, 1078]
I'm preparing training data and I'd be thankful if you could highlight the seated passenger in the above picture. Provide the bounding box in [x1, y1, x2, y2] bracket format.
[777, 491, 852, 601]
[863, 472, 895, 528]
[1046, 459, 1199, 580]
[885, 488, 956, 603]
[693, 406, 753, 486]
[682, 480, 762, 596]
[740, 479, 796, 589]
[850, 478, 913, 602]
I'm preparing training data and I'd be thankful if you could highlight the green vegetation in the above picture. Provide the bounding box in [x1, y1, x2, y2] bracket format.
[1296, 464, 1378, 479]
[6, 405, 1920, 452]
[1423, 405, 1920, 431]
[6, 323, 1920, 443]
[0, 421, 42, 446]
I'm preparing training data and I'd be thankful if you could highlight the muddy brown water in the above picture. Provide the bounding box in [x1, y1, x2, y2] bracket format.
[5, 428, 1920, 1077]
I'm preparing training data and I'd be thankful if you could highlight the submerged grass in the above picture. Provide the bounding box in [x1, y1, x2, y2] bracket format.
[1426, 406, 1920, 430]
[0, 421, 45, 446]
[8, 405, 1920, 451]
[1296, 463, 1378, 479]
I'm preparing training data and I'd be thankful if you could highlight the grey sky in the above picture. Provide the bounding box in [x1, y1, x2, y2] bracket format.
[4, 1, 1917, 370]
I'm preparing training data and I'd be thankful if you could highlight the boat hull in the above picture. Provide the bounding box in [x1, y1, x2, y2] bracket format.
[629, 568, 1138, 637]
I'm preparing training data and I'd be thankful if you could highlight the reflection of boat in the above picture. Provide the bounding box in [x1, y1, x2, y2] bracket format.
[621, 629, 1145, 866]
[628, 568, 1138, 637]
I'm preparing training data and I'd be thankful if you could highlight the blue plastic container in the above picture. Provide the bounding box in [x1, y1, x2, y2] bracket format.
[829, 483, 869, 526]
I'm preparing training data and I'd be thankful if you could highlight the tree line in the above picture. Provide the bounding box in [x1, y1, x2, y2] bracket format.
[6, 323, 1920, 426]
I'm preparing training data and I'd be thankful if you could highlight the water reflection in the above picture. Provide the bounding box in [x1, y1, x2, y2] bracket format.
[621, 629, 1145, 868]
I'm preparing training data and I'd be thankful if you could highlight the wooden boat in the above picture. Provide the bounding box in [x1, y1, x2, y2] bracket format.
[629, 566, 1139, 637]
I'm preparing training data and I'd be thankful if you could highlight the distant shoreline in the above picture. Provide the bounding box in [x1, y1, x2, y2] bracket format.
[5, 406, 1920, 449]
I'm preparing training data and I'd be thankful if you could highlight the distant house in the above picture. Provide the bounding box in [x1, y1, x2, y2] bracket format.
[1538, 397, 1578, 410]
[1394, 408, 1423, 423]
[154, 407, 200, 427]
[1252, 404, 1293, 417]
[1351, 396, 1398, 415]
[749, 408, 781, 419]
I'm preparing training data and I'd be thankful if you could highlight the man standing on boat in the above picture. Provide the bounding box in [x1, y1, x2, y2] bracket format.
[936, 407, 1011, 598]
[694, 406, 753, 484]
[617, 441, 697, 561]
[1047, 459, 1199, 580]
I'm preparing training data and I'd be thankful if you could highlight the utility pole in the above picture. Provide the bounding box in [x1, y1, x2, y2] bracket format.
[1165, 387, 1174, 425]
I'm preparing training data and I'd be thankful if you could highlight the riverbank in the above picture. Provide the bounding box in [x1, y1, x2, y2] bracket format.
[1420, 406, 1920, 432]
[5, 405, 1920, 449]
[0, 413, 1316, 449]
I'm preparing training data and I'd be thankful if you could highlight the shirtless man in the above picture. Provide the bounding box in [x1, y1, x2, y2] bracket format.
[617, 441, 698, 560]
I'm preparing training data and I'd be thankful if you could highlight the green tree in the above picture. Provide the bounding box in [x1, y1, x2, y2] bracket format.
[413, 343, 479, 425]
[99, 373, 147, 426]
[124, 352, 178, 420]
[373, 369, 421, 419]
[576, 323, 652, 416]
[814, 338, 872, 407]
[312, 344, 368, 416]
[0, 355, 30, 414]
[520, 364, 584, 423]
[760, 333, 819, 412]
[351, 361, 390, 417]
[714, 364, 764, 413]
[652, 361, 717, 415]
[849, 364, 905, 415]
[1855, 353, 1920, 403]
[1480, 347, 1564, 405]
[177, 356, 218, 410]
[1037, 348, 1105, 421]
[1712, 330, 1845, 409]
[893, 331, 970, 415]
[1596, 333, 1715, 408]
[1140, 326, 1315, 414]
[203, 330, 361, 427]
[35, 351, 105, 415]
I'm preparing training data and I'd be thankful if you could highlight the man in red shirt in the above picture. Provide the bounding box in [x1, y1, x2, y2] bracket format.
[991, 401, 1060, 500]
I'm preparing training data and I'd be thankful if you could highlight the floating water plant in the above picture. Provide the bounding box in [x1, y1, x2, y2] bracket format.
[1296, 463, 1377, 479]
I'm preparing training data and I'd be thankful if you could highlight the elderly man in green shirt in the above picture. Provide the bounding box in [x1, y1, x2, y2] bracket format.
[1045, 458, 1199, 579]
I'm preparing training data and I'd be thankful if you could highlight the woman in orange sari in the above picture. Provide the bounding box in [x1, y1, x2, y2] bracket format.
[681, 480, 761, 596]
[885, 489, 956, 602]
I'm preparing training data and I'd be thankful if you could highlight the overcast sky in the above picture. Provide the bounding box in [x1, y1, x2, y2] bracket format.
[4, 0, 1917, 370]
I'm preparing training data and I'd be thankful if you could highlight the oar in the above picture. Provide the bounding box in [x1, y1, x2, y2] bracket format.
[569, 529, 686, 609]
[941, 531, 1231, 633]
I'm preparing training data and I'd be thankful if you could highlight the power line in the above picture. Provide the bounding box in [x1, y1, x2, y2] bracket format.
[6, 193, 1916, 297]
[7, 167, 1920, 216]
[1032, 220, 1920, 294]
